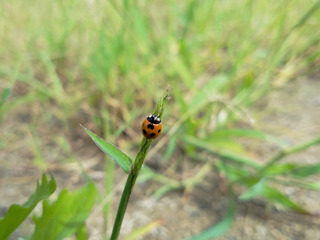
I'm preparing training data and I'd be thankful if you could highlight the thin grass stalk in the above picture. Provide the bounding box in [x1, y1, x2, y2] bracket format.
[110, 91, 169, 239]
[110, 138, 152, 240]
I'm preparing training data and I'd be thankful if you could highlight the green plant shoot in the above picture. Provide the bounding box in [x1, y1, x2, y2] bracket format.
[82, 90, 169, 240]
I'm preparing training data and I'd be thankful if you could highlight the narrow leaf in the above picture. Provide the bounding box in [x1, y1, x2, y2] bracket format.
[182, 135, 261, 168]
[262, 163, 297, 177]
[75, 223, 88, 240]
[186, 192, 235, 240]
[294, 181, 320, 191]
[216, 160, 250, 182]
[290, 163, 320, 178]
[239, 179, 266, 200]
[1, 88, 11, 102]
[82, 125, 132, 174]
[153, 88, 170, 118]
[264, 186, 308, 213]
[163, 135, 177, 162]
[32, 182, 97, 240]
[210, 128, 287, 147]
[0, 175, 56, 240]
[291, 0, 320, 31]
[240, 179, 307, 213]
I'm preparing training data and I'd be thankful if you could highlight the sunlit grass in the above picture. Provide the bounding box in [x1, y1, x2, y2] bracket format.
[1, 0, 320, 238]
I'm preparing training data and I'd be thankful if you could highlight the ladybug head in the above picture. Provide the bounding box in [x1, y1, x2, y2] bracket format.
[147, 114, 161, 124]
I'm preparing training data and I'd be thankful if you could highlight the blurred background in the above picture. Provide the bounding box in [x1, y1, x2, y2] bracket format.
[1, 0, 320, 239]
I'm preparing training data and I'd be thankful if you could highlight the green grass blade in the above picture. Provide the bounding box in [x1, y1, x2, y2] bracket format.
[291, 0, 320, 31]
[183, 135, 261, 168]
[293, 182, 320, 191]
[216, 160, 250, 182]
[186, 192, 235, 240]
[240, 179, 308, 214]
[1, 88, 11, 102]
[239, 178, 266, 200]
[75, 223, 88, 240]
[262, 163, 297, 177]
[32, 182, 97, 240]
[290, 163, 320, 178]
[0, 88, 11, 110]
[264, 186, 308, 214]
[260, 135, 320, 173]
[0, 175, 56, 240]
[211, 128, 287, 147]
[163, 135, 177, 162]
[153, 87, 170, 118]
[81, 125, 132, 174]
[270, 178, 320, 191]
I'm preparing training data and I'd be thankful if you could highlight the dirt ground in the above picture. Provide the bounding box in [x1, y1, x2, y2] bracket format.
[1, 76, 320, 239]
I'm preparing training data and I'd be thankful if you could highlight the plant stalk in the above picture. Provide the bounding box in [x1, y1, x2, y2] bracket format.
[110, 138, 152, 240]
[110, 92, 169, 239]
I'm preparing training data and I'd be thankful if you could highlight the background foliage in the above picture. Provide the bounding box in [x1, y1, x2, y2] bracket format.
[1, 0, 320, 239]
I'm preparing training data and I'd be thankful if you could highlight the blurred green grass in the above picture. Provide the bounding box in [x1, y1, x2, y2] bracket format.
[1, 0, 320, 237]
[1, 0, 319, 191]
[1, 0, 320, 195]
[1, 0, 319, 130]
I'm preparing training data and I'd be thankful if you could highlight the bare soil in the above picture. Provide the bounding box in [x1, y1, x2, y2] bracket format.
[1, 77, 320, 239]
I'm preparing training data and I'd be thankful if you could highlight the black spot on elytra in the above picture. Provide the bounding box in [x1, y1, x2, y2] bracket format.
[147, 124, 154, 129]
[158, 129, 161, 133]
[143, 129, 147, 135]
[150, 133, 156, 137]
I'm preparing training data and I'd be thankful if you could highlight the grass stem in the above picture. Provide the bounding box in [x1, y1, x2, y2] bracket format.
[260, 135, 320, 173]
[109, 138, 152, 240]
[110, 93, 169, 239]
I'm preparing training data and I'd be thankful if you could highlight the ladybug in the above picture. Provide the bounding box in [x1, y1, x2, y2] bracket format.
[142, 114, 162, 139]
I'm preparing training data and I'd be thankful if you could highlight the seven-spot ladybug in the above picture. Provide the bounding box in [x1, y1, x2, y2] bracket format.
[142, 114, 162, 139]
